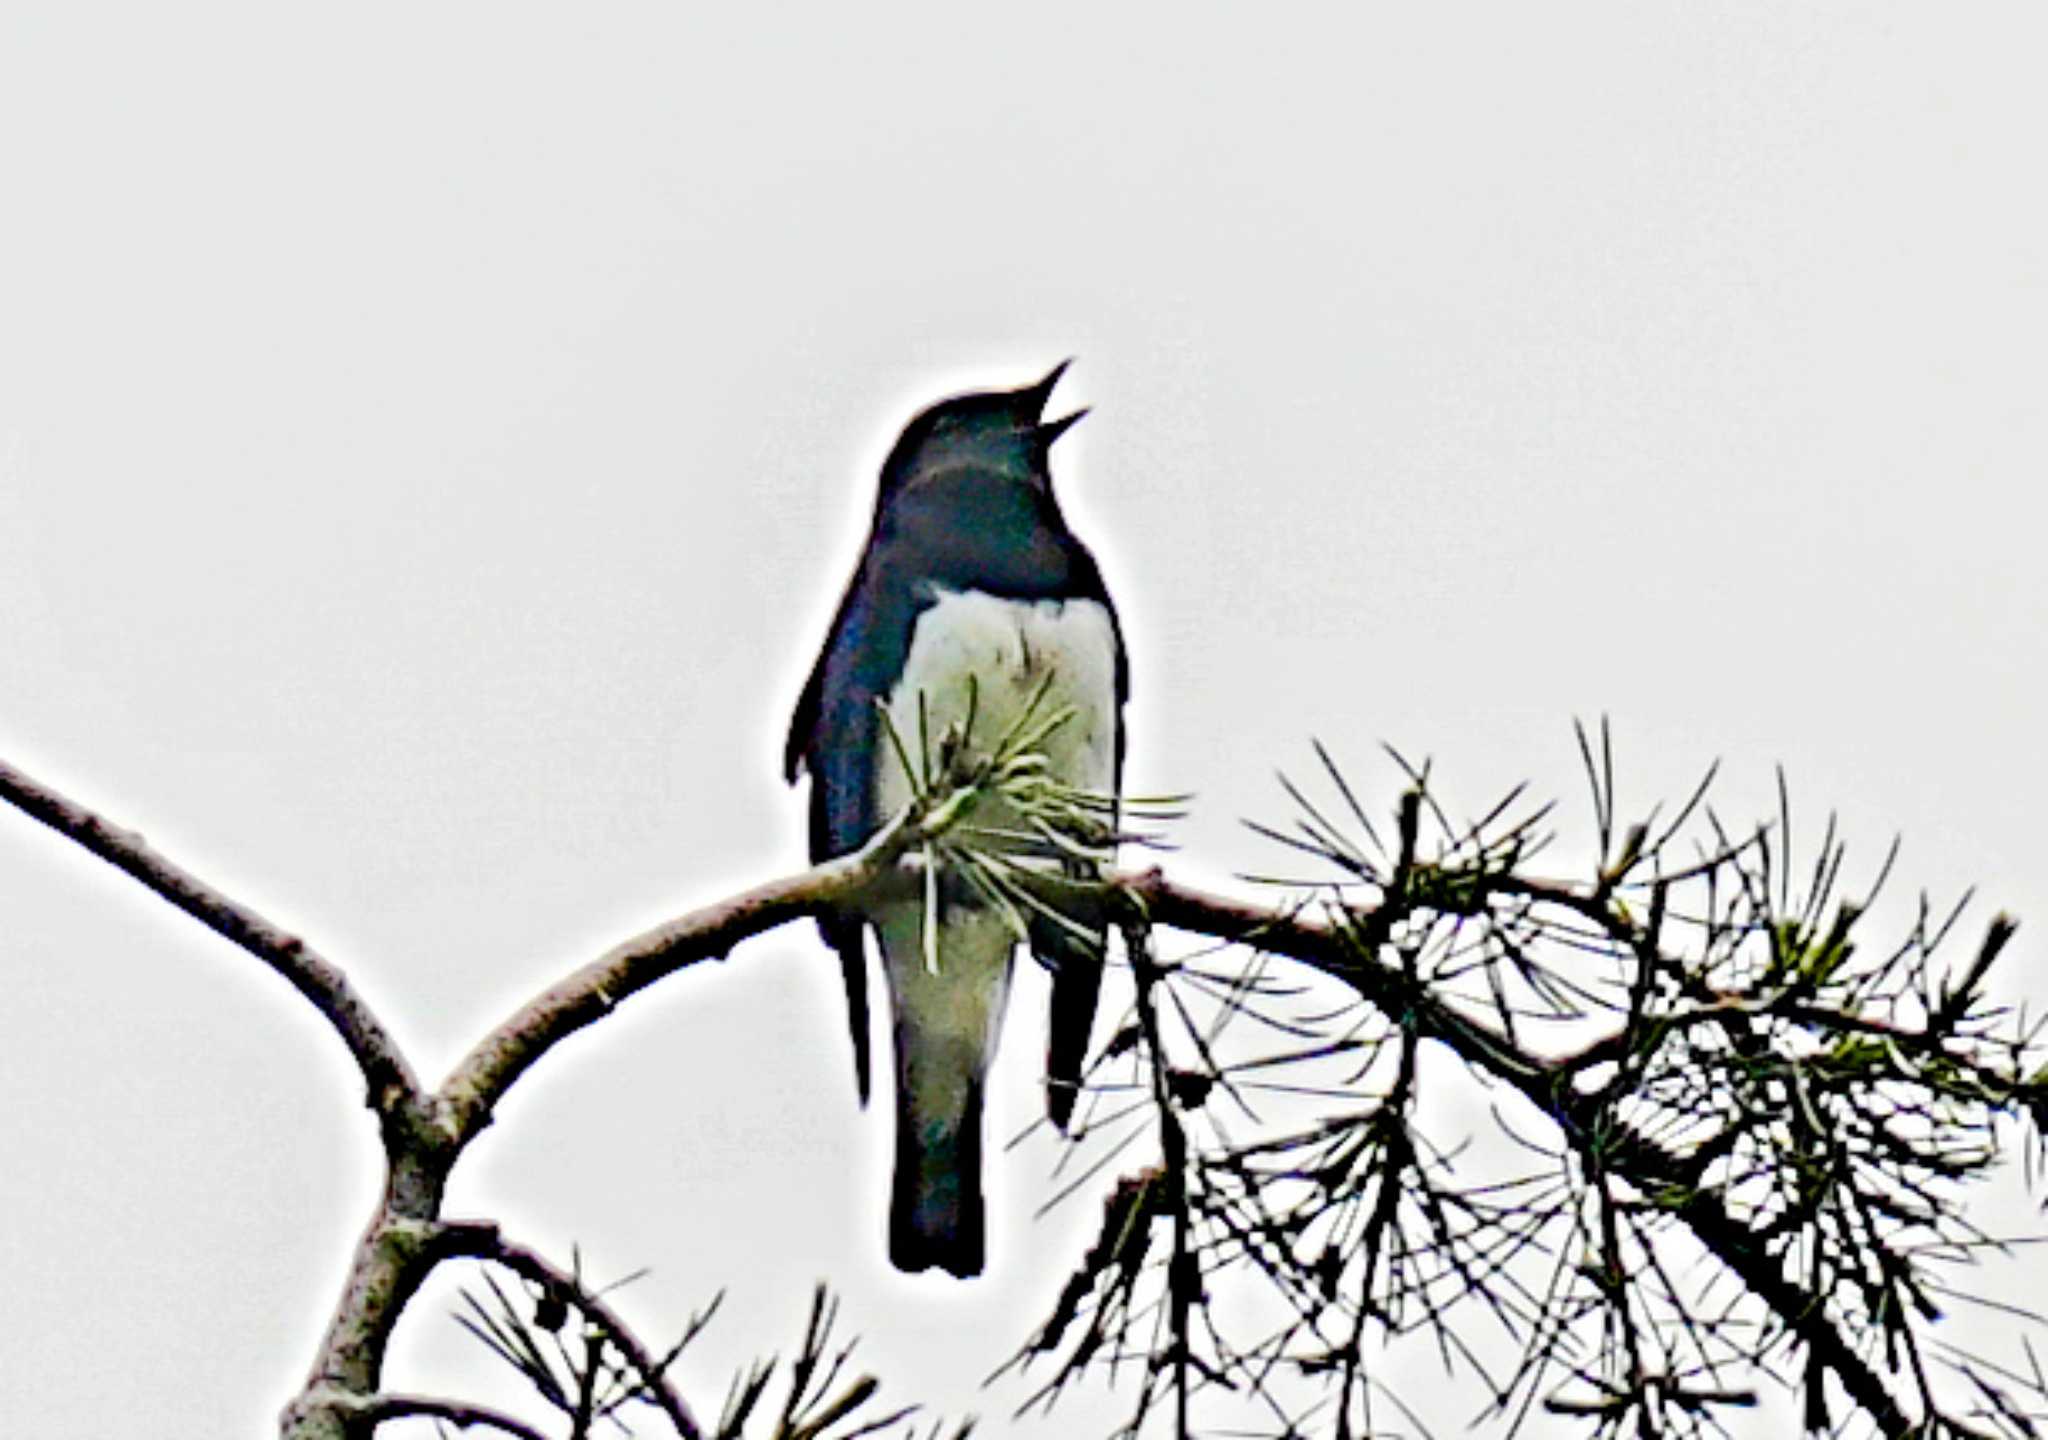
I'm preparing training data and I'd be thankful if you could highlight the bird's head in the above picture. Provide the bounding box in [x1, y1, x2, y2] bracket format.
[877, 360, 1087, 497]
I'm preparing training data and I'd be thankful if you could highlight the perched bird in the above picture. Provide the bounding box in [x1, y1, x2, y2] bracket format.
[785, 362, 1127, 1277]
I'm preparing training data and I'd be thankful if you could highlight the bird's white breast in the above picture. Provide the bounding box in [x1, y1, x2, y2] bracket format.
[874, 588, 1117, 826]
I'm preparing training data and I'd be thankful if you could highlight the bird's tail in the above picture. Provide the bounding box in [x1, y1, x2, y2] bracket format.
[877, 904, 1013, 1278]
[889, 1054, 986, 1277]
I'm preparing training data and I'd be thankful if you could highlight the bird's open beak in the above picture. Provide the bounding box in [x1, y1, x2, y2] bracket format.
[1036, 407, 1089, 447]
[1023, 359, 1086, 447]
[1022, 358, 1074, 417]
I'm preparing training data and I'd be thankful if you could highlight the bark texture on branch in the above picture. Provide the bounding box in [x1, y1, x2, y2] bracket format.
[0, 758, 421, 1116]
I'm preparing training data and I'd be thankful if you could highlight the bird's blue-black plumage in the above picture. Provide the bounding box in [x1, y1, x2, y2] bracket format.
[785, 364, 1126, 1276]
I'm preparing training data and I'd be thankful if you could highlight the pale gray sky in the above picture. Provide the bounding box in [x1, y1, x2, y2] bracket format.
[4, 3, 2046, 1436]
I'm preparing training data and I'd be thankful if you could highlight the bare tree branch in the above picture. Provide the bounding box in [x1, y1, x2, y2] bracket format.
[0, 753, 943, 1439]
[437, 808, 920, 1146]
[0, 756, 422, 1117]
[317, 1390, 553, 1440]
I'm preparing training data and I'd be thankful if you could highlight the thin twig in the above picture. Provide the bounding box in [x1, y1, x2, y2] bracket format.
[439, 1221, 706, 1440]
[313, 1390, 552, 1440]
